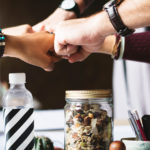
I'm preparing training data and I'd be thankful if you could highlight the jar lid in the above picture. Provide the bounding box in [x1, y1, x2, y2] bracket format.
[65, 89, 112, 99]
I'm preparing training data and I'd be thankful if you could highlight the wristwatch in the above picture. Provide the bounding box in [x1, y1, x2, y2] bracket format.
[0, 29, 5, 57]
[59, 0, 80, 17]
[104, 0, 135, 36]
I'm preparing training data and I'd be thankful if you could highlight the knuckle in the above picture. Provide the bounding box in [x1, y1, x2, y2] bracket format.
[24, 24, 31, 29]
[25, 25, 32, 32]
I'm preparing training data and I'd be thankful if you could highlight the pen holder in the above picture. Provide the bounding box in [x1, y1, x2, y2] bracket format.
[122, 138, 150, 150]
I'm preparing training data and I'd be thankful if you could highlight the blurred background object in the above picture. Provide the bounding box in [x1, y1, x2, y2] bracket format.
[0, 0, 112, 109]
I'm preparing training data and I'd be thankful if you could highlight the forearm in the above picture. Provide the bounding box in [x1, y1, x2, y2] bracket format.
[118, 0, 150, 29]
[4, 35, 23, 58]
[54, 0, 95, 18]
[93, 0, 150, 36]
[2, 24, 33, 36]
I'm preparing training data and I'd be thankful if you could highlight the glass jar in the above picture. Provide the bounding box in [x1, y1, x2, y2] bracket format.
[64, 90, 113, 150]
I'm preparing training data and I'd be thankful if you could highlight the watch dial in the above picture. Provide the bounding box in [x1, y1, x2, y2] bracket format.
[61, 0, 75, 10]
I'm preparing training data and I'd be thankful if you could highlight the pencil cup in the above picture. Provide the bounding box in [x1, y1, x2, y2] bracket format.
[122, 138, 150, 150]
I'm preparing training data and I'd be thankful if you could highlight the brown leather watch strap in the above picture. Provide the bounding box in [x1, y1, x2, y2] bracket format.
[104, 0, 135, 36]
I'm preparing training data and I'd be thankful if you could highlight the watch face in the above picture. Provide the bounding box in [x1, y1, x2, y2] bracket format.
[61, 0, 75, 10]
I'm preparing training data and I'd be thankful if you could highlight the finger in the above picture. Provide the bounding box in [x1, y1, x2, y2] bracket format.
[42, 54, 60, 71]
[43, 60, 54, 72]
[47, 51, 61, 62]
[54, 38, 66, 55]
[45, 25, 54, 33]
[37, 54, 53, 71]
[51, 55, 61, 63]
[44, 67, 54, 72]
[66, 44, 78, 55]
[46, 32, 55, 50]
[27, 27, 34, 33]
[68, 49, 90, 63]
[40, 25, 45, 31]
[33, 24, 45, 32]
[55, 43, 78, 56]
[61, 55, 70, 59]
[54, 41, 67, 56]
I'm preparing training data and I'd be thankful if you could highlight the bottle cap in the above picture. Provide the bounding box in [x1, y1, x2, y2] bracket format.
[9, 73, 26, 84]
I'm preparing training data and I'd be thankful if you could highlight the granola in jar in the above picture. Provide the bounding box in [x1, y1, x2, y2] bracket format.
[65, 90, 113, 150]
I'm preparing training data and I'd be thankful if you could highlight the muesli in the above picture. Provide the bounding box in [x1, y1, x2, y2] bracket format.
[65, 103, 112, 150]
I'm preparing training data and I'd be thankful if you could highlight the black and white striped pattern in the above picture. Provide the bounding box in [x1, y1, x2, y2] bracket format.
[3, 108, 34, 150]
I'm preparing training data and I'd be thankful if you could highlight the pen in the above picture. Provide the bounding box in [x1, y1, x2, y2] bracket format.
[128, 118, 139, 140]
[128, 110, 143, 140]
[132, 110, 147, 141]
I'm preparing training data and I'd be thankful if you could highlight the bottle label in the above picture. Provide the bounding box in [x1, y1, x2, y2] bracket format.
[3, 108, 34, 150]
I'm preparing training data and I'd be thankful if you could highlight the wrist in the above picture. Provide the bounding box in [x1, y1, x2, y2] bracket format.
[56, 8, 77, 20]
[103, 0, 135, 36]
[58, 0, 80, 18]
[100, 35, 116, 55]
[91, 11, 116, 38]
[4, 35, 24, 59]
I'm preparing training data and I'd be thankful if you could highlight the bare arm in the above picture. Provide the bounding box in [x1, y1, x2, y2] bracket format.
[54, 0, 150, 63]
[3, 32, 60, 71]
[33, 0, 95, 32]
[94, 0, 150, 36]
[2, 24, 34, 36]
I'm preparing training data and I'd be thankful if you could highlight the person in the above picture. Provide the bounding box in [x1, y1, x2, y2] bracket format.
[66, 31, 150, 63]
[34, 0, 150, 118]
[53, 0, 150, 119]
[0, 24, 63, 150]
[1, 25, 60, 72]
[33, 0, 96, 32]
[54, 0, 150, 61]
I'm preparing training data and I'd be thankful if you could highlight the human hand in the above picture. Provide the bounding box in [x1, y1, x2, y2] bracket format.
[33, 8, 76, 32]
[54, 16, 107, 63]
[4, 32, 60, 71]
[3, 24, 34, 36]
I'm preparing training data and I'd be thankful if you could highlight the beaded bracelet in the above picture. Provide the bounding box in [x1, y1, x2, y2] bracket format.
[0, 28, 5, 57]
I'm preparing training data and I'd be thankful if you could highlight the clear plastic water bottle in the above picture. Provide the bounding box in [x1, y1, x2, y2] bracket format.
[3, 73, 34, 150]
